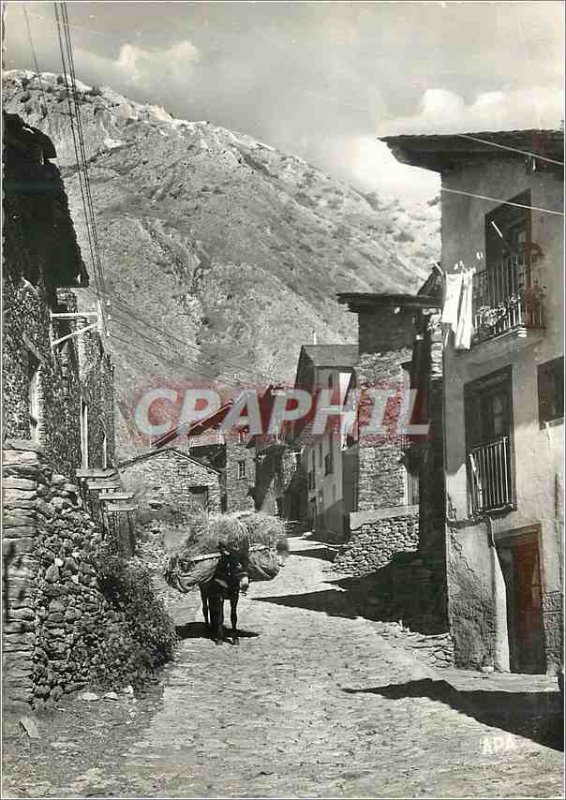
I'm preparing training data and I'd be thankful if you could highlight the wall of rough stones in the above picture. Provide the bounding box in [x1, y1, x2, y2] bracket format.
[379, 623, 454, 669]
[2, 276, 82, 479]
[2, 273, 114, 479]
[3, 440, 158, 709]
[542, 590, 564, 673]
[119, 448, 222, 521]
[225, 440, 255, 512]
[334, 506, 419, 576]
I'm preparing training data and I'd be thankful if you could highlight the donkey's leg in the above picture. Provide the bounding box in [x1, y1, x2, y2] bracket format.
[230, 592, 239, 644]
[209, 595, 224, 644]
[200, 586, 210, 630]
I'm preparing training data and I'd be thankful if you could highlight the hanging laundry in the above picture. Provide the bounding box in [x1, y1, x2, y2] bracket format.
[442, 271, 464, 330]
[455, 269, 474, 350]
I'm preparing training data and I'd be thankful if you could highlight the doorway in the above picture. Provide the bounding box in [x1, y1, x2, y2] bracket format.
[498, 529, 546, 673]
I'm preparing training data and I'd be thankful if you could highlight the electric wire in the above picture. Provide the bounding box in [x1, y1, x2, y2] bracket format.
[60, 3, 109, 306]
[53, 2, 101, 300]
[440, 187, 564, 216]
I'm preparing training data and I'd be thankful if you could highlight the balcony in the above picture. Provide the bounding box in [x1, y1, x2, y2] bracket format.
[473, 252, 543, 344]
[468, 436, 513, 515]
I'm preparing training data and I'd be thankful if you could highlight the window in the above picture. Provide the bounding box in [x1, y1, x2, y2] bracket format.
[324, 453, 333, 476]
[237, 460, 246, 480]
[465, 369, 513, 514]
[80, 401, 89, 469]
[102, 432, 108, 470]
[538, 357, 564, 426]
[28, 354, 40, 441]
[473, 192, 542, 339]
[238, 430, 246, 444]
[308, 470, 315, 490]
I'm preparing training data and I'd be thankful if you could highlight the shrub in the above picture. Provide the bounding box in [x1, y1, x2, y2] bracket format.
[92, 544, 177, 684]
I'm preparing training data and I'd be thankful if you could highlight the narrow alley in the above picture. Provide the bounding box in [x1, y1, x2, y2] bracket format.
[3, 538, 562, 799]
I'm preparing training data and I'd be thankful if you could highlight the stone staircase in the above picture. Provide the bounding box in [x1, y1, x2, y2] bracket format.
[75, 468, 138, 558]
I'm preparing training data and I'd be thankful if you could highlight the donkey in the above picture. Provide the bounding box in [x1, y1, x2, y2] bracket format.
[200, 544, 250, 645]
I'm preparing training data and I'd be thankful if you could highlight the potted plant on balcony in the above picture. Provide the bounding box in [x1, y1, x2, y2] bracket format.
[474, 304, 507, 340]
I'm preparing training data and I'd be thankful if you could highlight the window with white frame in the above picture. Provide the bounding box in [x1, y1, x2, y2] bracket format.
[80, 401, 89, 469]
[28, 353, 40, 441]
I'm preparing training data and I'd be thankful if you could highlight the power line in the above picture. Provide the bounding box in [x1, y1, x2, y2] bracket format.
[440, 187, 564, 216]
[457, 133, 563, 167]
[109, 315, 244, 387]
[110, 309, 279, 390]
[59, 2, 110, 315]
[53, 2, 101, 300]
[22, 6, 54, 138]
[107, 293, 284, 385]
[110, 331, 247, 390]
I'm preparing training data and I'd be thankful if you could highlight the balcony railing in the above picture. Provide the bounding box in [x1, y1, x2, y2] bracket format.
[468, 436, 513, 514]
[473, 252, 543, 343]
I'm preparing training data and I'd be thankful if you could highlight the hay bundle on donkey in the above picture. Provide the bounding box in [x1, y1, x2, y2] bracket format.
[232, 511, 289, 581]
[165, 511, 288, 591]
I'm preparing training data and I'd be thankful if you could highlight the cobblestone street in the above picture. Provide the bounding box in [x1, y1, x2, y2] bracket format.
[3, 538, 563, 798]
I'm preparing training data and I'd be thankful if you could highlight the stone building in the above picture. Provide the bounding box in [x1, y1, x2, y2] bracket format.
[3, 112, 115, 476]
[2, 113, 139, 707]
[384, 129, 564, 673]
[152, 404, 256, 514]
[334, 288, 446, 623]
[119, 447, 222, 522]
[287, 345, 359, 542]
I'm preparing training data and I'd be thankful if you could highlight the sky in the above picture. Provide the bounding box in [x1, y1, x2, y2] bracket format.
[4, 1, 565, 202]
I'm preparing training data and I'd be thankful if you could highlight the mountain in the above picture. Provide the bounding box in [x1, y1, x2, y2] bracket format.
[3, 70, 440, 457]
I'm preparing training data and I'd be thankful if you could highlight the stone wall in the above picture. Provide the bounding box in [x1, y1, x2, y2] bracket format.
[2, 275, 82, 479]
[225, 440, 255, 512]
[375, 623, 454, 670]
[355, 304, 416, 512]
[3, 440, 170, 708]
[334, 506, 419, 576]
[2, 273, 114, 480]
[542, 591, 564, 673]
[119, 449, 222, 521]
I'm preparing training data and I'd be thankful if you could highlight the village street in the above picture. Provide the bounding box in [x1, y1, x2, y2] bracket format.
[3, 537, 563, 799]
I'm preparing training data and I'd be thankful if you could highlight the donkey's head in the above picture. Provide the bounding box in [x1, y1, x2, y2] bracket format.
[218, 542, 249, 593]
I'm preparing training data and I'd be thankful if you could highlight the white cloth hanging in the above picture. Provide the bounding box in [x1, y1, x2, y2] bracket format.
[441, 272, 464, 330]
[455, 269, 474, 350]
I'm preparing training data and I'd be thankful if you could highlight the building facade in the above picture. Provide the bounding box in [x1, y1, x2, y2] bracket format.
[119, 447, 222, 522]
[385, 129, 564, 673]
[3, 112, 114, 478]
[290, 345, 358, 542]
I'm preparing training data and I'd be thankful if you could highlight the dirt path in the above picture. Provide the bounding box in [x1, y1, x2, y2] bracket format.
[3, 538, 563, 798]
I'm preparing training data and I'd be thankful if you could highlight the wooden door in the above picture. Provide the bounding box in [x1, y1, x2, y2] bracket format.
[500, 533, 546, 674]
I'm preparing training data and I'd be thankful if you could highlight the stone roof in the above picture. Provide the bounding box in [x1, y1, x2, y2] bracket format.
[3, 112, 89, 288]
[118, 447, 221, 474]
[300, 344, 359, 369]
[381, 129, 564, 173]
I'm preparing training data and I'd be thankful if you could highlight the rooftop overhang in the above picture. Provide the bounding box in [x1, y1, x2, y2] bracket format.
[380, 129, 564, 173]
[337, 292, 442, 314]
[3, 112, 89, 288]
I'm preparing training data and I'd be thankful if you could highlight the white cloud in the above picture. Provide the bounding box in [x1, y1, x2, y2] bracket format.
[311, 135, 439, 204]
[378, 86, 564, 136]
[115, 40, 200, 89]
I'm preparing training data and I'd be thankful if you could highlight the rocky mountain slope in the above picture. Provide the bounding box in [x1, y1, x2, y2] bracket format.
[3, 70, 439, 456]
